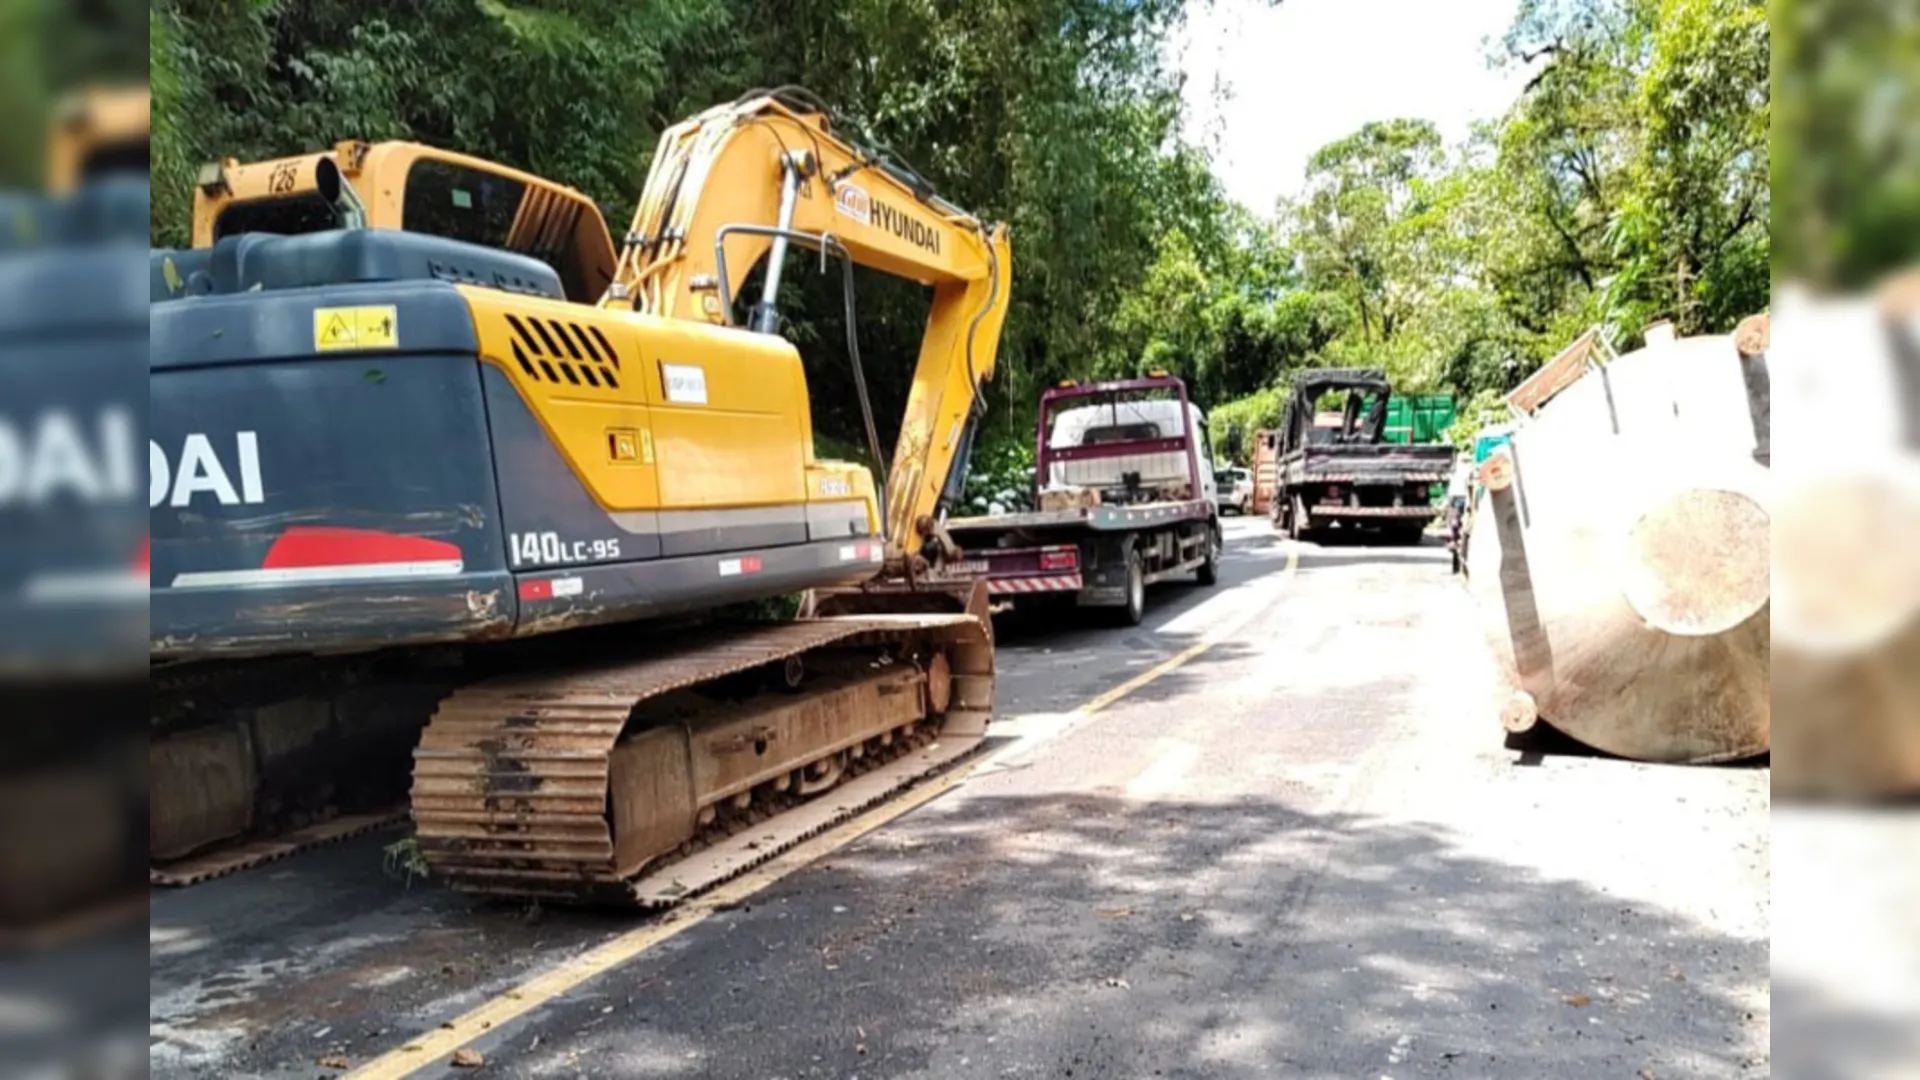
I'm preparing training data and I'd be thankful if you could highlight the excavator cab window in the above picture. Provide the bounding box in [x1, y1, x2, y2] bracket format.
[212, 194, 339, 240]
[402, 159, 525, 251]
[77, 139, 149, 183]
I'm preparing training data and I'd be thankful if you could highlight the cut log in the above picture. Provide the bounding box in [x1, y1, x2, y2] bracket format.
[1465, 326, 1770, 763]
[1038, 486, 1101, 511]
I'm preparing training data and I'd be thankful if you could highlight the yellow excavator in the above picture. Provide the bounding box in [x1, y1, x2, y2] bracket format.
[150, 88, 1010, 905]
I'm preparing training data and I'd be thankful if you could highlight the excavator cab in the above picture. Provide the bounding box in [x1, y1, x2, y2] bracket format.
[45, 85, 150, 195]
[190, 141, 618, 303]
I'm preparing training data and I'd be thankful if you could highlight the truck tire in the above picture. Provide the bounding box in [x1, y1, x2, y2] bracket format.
[1196, 524, 1220, 586]
[1288, 495, 1310, 542]
[1118, 547, 1146, 626]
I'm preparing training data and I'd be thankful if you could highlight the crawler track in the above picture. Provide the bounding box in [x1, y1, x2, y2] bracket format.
[410, 613, 994, 906]
[148, 809, 405, 887]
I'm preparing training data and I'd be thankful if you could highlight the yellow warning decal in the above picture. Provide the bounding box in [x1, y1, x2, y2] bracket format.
[313, 305, 399, 352]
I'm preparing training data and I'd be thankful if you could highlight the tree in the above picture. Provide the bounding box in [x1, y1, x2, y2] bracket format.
[1288, 119, 1447, 347]
[1772, 0, 1920, 287]
[1609, 0, 1768, 334]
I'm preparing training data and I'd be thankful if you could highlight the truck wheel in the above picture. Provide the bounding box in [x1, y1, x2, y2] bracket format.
[1118, 548, 1146, 626]
[1196, 525, 1220, 586]
[1288, 495, 1309, 542]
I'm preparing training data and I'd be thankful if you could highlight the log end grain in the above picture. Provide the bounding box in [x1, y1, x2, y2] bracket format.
[1621, 488, 1770, 637]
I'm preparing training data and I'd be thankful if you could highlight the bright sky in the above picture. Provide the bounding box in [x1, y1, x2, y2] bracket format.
[1174, 0, 1529, 215]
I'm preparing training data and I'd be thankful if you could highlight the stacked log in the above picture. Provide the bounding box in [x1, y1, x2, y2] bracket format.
[1038, 486, 1102, 512]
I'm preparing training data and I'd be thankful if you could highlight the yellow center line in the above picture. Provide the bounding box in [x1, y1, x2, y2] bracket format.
[346, 541, 1299, 1079]
[1082, 542, 1297, 717]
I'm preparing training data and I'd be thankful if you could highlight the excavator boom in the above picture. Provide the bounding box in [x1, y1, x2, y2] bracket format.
[613, 90, 1013, 560]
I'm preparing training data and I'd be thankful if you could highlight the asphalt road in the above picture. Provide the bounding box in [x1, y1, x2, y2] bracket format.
[149, 516, 1771, 1079]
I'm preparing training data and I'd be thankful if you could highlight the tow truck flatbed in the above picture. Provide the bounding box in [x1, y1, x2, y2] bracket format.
[947, 498, 1212, 535]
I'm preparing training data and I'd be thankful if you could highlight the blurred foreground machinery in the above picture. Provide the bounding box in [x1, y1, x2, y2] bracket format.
[1463, 320, 1771, 764]
[0, 86, 149, 937]
[1770, 275, 1920, 797]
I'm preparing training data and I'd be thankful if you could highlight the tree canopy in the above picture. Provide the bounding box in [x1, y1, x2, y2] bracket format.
[150, 0, 1770, 463]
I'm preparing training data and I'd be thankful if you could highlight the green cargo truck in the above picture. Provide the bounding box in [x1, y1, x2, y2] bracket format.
[1382, 393, 1457, 445]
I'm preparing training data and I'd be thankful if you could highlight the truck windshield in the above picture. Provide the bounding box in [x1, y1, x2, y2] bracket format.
[1082, 422, 1162, 445]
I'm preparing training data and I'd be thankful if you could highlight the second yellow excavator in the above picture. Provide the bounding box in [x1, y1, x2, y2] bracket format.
[149, 87, 1010, 904]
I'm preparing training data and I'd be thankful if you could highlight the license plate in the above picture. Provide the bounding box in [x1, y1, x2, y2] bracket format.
[950, 559, 989, 575]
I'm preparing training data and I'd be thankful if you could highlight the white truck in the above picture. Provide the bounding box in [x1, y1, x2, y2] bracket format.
[943, 375, 1222, 625]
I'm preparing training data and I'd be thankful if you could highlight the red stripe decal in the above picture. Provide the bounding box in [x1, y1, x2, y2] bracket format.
[263, 526, 462, 569]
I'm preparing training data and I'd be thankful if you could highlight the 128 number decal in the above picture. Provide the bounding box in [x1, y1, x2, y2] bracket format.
[511, 531, 620, 567]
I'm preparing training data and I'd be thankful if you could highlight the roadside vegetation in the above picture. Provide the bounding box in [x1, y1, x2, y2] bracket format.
[152, 0, 1767, 461]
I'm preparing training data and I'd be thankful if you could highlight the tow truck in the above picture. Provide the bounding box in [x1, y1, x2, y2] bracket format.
[944, 375, 1221, 625]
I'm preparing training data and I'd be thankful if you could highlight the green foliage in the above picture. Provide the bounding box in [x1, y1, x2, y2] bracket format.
[963, 435, 1037, 514]
[1207, 386, 1285, 466]
[150, 0, 1222, 426]
[1772, 0, 1920, 287]
[382, 835, 429, 885]
[714, 593, 804, 622]
[1440, 388, 1511, 452]
[1250, 0, 1768, 417]
[148, 0, 1767, 456]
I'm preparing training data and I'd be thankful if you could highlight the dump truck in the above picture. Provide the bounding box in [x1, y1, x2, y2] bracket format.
[149, 88, 1011, 907]
[1268, 369, 1453, 543]
[942, 375, 1221, 625]
[1464, 320, 1770, 764]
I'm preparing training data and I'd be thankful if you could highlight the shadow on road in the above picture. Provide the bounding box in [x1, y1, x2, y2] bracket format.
[1505, 720, 1773, 771]
[483, 790, 1769, 1080]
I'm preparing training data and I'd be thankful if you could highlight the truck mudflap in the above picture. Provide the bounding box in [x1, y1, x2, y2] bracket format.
[150, 282, 515, 659]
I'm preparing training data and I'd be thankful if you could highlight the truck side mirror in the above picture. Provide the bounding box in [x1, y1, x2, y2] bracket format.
[1224, 427, 1243, 461]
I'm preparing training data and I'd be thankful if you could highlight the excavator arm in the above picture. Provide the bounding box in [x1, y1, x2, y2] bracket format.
[607, 89, 1013, 564]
